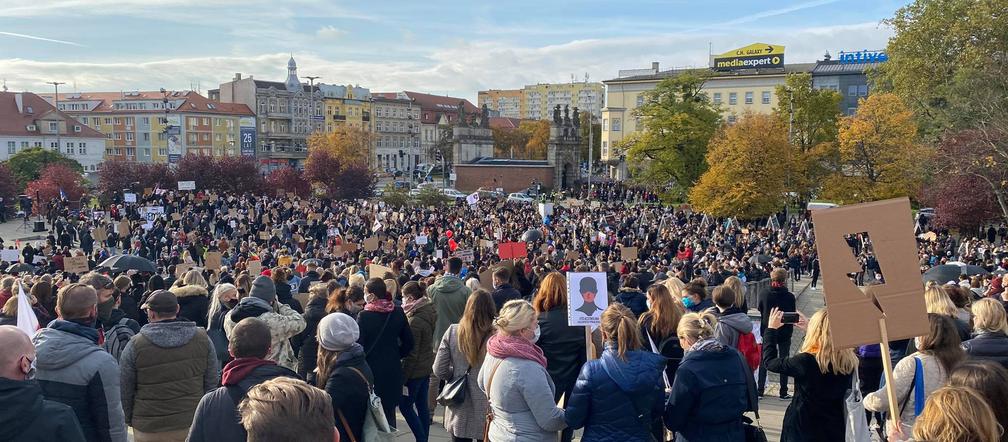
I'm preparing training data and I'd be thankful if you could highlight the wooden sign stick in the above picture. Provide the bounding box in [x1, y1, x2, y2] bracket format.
[878, 315, 901, 423]
[585, 326, 595, 361]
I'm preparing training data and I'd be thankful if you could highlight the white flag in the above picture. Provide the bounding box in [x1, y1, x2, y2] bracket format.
[466, 192, 479, 206]
[16, 282, 39, 337]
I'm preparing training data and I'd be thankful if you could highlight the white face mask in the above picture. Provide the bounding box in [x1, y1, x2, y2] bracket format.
[529, 324, 541, 344]
[646, 298, 653, 309]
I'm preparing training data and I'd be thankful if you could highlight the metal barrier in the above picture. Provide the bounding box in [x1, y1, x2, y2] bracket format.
[744, 278, 771, 310]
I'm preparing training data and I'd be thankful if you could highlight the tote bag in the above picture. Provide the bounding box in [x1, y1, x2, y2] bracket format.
[845, 373, 872, 442]
[347, 367, 396, 442]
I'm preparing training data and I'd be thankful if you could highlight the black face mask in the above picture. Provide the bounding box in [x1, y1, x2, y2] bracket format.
[225, 299, 238, 309]
[97, 297, 116, 322]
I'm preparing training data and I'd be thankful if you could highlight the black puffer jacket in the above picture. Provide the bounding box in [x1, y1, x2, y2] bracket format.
[0, 377, 86, 442]
[615, 288, 648, 318]
[297, 295, 329, 378]
[537, 306, 587, 403]
[962, 331, 1008, 369]
[320, 345, 373, 442]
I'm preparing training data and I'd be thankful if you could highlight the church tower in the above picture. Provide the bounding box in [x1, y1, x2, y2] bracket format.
[285, 56, 302, 92]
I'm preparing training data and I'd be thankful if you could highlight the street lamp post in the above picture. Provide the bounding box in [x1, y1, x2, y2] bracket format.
[48, 81, 65, 153]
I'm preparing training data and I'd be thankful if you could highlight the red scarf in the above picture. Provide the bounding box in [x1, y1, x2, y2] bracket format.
[222, 357, 276, 386]
[364, 298, 395, 313]
[487, 332, 547, 368]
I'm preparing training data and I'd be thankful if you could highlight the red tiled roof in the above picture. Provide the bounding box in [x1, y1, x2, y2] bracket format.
[401, 91, 478, 124]
[489, 117, 524, 130]
[0, 92, 104, 138]
[41, 90, 254, 116]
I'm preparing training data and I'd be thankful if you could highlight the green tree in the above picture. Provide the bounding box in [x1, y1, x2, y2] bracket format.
[5, 147, 83, 188]
[774, 73, 843, 202]
[873, 0, 1008, 138]
[624, 71, 721, 198]
[689, 113, 793, 218]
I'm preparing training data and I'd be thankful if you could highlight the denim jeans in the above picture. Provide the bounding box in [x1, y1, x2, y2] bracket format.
[399, 376, 431, 442]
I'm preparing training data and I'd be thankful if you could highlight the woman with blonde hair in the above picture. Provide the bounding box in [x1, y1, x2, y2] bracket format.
[962, 298, 1008, 368]
[907, 386, 1001, 442]
[639, 284, 684, 383]
[765, 307, 858, 441]
[948, 360, 1008, 442]
[565, 304, 664, 442]
[170, 269, 210, 328]
[925, 282, 970, 341]
[723, 276, 747, 311]
[664, 311, 752, 440]
[662, 276, 686, 303]
[478, 299, 566, 442]
[532, 272, 584, 442]
[207, 283, 239, 365]
[434, 289, 496, 442]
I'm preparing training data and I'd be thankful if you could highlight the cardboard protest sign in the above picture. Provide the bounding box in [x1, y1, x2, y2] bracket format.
[143, 187, 152, 196]
[91, 227, 107, 241]
[567, 272, 608, 328]
[480, 239, 494, 249]
[620, 246, 639, 262]
[118, 219, 131, 235]
[63, 256, 90, 274]
[479, 268, 494, 291]
[811, 198, 929, 349]
[612, 262, 624, 273]
[453, 249, 474, 263]
[1, 249, 20, 263]
[363, 237, 380, 252]
[278, 256, 293, 267]
[369, 264, 394, 279]
[247, 260, 262, 276]
[497, 242, 527, 260]
[566, 250, 581, 261]
[205, 252, 223, 271]
[171, 213, 182, 221]
[259, 231, 270, 241]
[176, 262, 193, 278]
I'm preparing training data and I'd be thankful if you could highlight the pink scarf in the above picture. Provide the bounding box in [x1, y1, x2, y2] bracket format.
[403, 296, 430, 316]
[364, 298, 395, 313]
[487, 332, 547, 368]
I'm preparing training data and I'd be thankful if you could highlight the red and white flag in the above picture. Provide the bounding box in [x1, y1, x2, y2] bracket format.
[16, 282, 40, 337]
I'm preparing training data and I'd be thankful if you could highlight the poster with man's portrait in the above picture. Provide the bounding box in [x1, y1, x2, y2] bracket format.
[567, 272, 608, 328]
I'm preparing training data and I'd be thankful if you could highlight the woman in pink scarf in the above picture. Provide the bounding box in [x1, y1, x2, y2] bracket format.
[478, 299, 566, 442]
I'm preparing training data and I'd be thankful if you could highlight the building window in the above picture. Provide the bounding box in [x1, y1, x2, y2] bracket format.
[142, 117, 150, 125]
[114, 117, 122, 125]
[848, 85, 858, 97]
[762, 91, 771, 105]
[126, 133, 134, 141]
[6, 141, 14, 154]
[727, 115, 737, 124]
[713, 93, 722, 105]
[729, 92, 737, 105]
[49, 121, 58, 131]
[66, 146, 73, 155]
[847, 107, 857, 115]
[636, 95, 645, 107]
[745, 92, 753, 105]
[603, 119, 608, 131]
[612, 118, 621, 132]
[858, 84, 868, 96]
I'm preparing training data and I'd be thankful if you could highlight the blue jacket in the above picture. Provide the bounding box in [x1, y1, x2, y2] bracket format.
[615, 289, 648, 318]
[664, 340, 749, 442]
[566, 348, 665, 442]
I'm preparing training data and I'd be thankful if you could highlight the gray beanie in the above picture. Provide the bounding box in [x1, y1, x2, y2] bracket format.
[249, 275, 276, 304]
[318, 312, 359, 352]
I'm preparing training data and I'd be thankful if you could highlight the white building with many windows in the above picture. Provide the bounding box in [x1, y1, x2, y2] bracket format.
[0, 91, 105, 172]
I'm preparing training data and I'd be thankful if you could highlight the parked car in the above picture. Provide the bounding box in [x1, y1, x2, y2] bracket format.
[476, 187, 506, 199]
[442, 188, 467, 200]
[507, 192, 534, 203]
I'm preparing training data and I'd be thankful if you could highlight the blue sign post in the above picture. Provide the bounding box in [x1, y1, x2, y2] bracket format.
[240, 127, 257, 157]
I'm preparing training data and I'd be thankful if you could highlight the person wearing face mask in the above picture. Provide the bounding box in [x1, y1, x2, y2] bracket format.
[208, 283, 240, 367]
[225, 275, 307, 371]
[79, 272, 118, 331]
[533, 272, 588, 442]
[680, 282, 712, 313]
[479, 299, 567, 442]
[0, 325, 87, 442]
[356, 277, 415, 427]
[298, 283, 333, 378]
[490, 266, 522, 313]
[33, 283, 129, 442]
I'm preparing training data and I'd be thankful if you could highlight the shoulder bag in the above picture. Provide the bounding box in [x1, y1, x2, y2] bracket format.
[346, 367, 396, 442]
[481, 359, 505, 442]
[436, 328, 469, 406]
[845, 373, 871, 442]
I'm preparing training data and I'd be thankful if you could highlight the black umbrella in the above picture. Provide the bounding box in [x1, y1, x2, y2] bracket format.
[922, 264, 961, 283]
[99, 255, 157, 273]
[7, 263, 35, 274]
[960, 264, 989, 277]
[521, 229, 543, 242]
[749, 254, 772, 265]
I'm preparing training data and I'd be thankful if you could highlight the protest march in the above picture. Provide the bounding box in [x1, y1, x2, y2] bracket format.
[0, 182, 1003, 442]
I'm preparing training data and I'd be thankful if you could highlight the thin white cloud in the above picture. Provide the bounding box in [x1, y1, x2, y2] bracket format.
[685, 0, 843, 32]
[0, 22, 891, 102]
[316, 26, 347, 40]
[0, 31, 83, 46]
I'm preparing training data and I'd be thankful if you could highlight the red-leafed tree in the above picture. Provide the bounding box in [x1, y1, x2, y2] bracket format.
[215, 155, 264, 194]
[175, 154, 221, 192]
[925, 173, 999, 231]
[332, 164, 375, 200]
[266, 166, 310, 197]
[303, 148, 374, 200]
[25, 164, 87, 209]
[97, 158, 176, 194]
[934, 129, 1008, 222]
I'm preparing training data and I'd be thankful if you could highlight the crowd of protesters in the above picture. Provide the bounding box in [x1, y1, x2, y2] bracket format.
[0, 188, 1005, 442]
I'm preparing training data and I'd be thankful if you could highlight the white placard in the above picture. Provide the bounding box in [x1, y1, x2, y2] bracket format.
[567, 272, 608, 328]
[1, 249, 20, 263]
[538, 202, 554, 218]
[466, 192, 479, 206]
[140, 206, 165, 230]
[124, 193, 137, 203]
[177, 181, 196, 191]
[415, 235, 428, 245]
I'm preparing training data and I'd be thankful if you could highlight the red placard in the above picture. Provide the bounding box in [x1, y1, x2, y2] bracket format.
[498, 241, 528, 260]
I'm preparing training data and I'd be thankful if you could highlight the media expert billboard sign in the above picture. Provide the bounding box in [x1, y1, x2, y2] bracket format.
[713, 43, 785, 71]
[240, 117, 257, 157]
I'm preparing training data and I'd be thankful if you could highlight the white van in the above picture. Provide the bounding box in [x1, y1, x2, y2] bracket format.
[806, 202, 839, 211]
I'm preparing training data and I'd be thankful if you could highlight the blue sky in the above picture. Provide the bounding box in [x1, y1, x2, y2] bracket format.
[0, 0, 906, 101]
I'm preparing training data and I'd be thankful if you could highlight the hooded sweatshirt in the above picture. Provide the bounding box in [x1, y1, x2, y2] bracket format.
[118, 319, 219, 433]
[713, 307, 752, 348]
[187, 358, 298, 442]
[224, 296, 306, 371]
[565, 348, 666, 442]
[33, 319, 128, 442]
[0, 377, 86, 442]
[427, 274, 471, 345]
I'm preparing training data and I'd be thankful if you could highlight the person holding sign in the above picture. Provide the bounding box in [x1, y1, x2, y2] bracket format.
[763, 307, 858, 442]
[663, 311, 753, 442]
[533, 272, 587, 442]
[564, 304, 665, 442]
[864, 314, 966, 438]
[479, 300, 566, 442]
